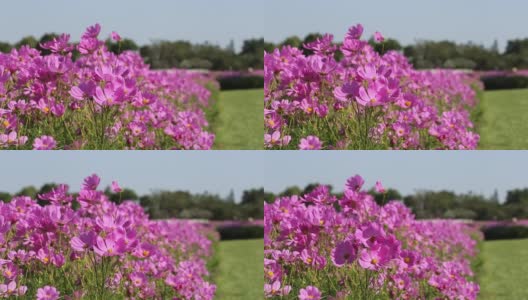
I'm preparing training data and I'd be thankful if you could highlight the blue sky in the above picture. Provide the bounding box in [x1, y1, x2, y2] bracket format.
[0, 151, 264, 201]
[263, 0, 528, 50]
[0, 151, 526, 203]
[261, 151, 528, 203]
[0, 0, 261, 49]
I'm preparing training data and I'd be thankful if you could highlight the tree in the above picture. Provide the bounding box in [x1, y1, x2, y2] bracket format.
[0, 192, 12, 202]
[226, 189, 235, 203]
[280, 36, 303, 48]
[15, 36, 38, 49]
[280, 186, 303, 197]
[0, 42, 12, 53]
[106, 38, 139, 55]
[370, 38, 402, 55]
[370, 188, 402, 206]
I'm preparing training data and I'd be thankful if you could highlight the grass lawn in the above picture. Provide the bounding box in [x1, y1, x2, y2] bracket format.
[213, 89, 263, 149]
[479, 89, 528, 149]
[478, 238, 528, 299]
[215, 239, 263, 299]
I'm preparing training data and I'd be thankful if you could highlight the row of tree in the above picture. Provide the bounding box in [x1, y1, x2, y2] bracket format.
[0, 184, 265, 221]
[0, 33, 267, 71]
[267, 183, 528, 220]
[275, 33, 528, 70]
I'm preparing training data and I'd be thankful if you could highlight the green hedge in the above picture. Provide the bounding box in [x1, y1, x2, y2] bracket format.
[217, 225, 264, 240]
[482, 225, 528, 240]
[481, 75, 528, 90]
[217, 75, 264, 90]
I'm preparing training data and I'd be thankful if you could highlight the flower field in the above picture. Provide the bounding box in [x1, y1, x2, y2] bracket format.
[264, 175, 481, 299]
[0, 24, 216, 150]
[264, 24, 481, 149]
[0, 174, 217, 299]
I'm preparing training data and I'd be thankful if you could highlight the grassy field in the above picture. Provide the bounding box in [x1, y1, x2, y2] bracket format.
[479, 89, 528, 149]
[215, 239, 263, 300]
[213, 89, 263, 150]
[479, 238, 528, 299]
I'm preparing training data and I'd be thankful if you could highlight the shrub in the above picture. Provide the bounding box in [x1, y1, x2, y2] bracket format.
[217, 225, 264, 240]
[481, 75, 528, 90]
[217, 75, 264, 90]
[482, 225, 528, 240]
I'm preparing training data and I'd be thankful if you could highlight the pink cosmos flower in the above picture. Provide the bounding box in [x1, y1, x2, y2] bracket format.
[82, 23, 101, 39]
[264, 131, 291, 148]
[94, 236, 125, 257]
[299, 136, 322, 150]
[0, 281, 25, 297]
[374, 31, 385, 43]
[356, 84, 389, 107]
[358, 245, 389, 270]
[346, 24, 364, 40]
[299, 286, 321, 300]
[83, 174, 100, 190]
[132, 242, 156, 258]
[264, 281, 291, 297]
[33, 136, 56, 150]
[129, 271, 147, 287]
[346, 175, 365, 191]
[375, 181, 385, 193]
[308, 55, 337, 75]
[111, 181, 122, 193]
[94, 86, 120, 107]
[40, 34, 73, 53]
[111, 31, 122, 42]
[333, 82, 360, 103]
[38, 184, 72, 204]
[331, 240, 357, 266]
[36, 286, 59, 300]
[70, 231, 97, 252]
[355, 223, 386, 247]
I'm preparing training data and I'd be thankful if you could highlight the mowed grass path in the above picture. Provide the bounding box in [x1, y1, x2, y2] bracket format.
[214, 89, 263, 149]
[215, 239, 263, 299]
[479, 89, 528, 149]
[479, 239, 528, 299]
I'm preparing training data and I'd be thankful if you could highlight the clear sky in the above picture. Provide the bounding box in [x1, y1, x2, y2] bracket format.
[261, 151, 528, 203]
[0, 151, 264, 201]
[263, 0, 528, 50]
[0, 151, 526, 203]
[0, 0, 261, 49]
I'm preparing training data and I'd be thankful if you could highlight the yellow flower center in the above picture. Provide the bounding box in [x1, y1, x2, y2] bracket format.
[371, 258, 378, 265]
[2, 120, 9, 127]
